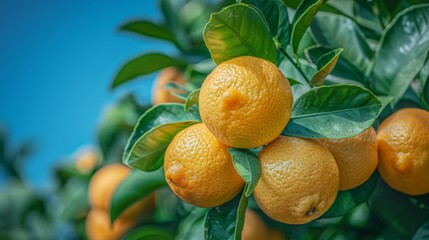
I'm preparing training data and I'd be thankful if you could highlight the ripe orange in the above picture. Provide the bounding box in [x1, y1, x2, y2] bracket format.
[253, 136, 339, 224]
[318, 127, 378, 190]
[164, 123, 244, 208]
[88, 163, 155, 222]
[86, 208, 134, 240]
[242, 209, 286, 240]
[75, 147, 99, 174]
[199, 56, 293, 148]
[377, 108, 429, 195]
[151, 67, 186, 105]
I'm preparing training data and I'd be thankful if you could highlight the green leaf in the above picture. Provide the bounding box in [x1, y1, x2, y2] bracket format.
[228, 149, 261, 197]
[203, 3, 277, 65]
[311, 12, 373, 75]
[160, 0, 191, 52]
[288, 77, 302, 86]
[123, 225, 174, 240]
[244, 0, 291, 47]
[310, 48, 343, 86]
[291, 0, 324, 55]
[305, 45, 363, 83]
[120, 20, 176, 44]
[369, 179, 429, 238]
[184, 89, 200, 111]
[204, 188, 248, 240]
[111, 53, 186, 88]
[176, 208, 206, 240]
[283, 84, 382, 139]
[123, 104, 200, 171]
[419, 57, 429, 107]
[110, 169, 166, 223]
[376, 95, 394, 116]
[321, 172, 378, 218]
[370, 4, 429, 103]
[413, 220, 429, 240]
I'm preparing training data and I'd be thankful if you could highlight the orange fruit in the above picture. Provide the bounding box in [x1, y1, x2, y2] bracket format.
[199, 56, 293, 148]
[75, 147, 99, 174]
[86, 208, 134, 240]
[151, 67, 186, 105]
[377, 108, 429, 195]
[318, 127, 378, 190]
[242, 210, 270, 240]
[253, 136, 339, 224]
[164, 123, 244, 208]
[89, 163, 155, 221]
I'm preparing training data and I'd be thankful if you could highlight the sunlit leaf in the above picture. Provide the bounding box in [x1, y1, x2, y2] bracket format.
[310, 48, 343, 86]
[123, 104, 200, 171]
[184, 89, 200, 111]
[283, 84, 382, 139]
[203, 3, 277, 64]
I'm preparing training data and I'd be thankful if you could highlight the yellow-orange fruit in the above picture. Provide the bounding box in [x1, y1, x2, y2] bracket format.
[199, 56, 293, 148]
[151, 67, 186, 105]
[89, 164, 155, 221]
[318, 127, 378, 190]
[242, 210, 270, 240]
[86, 209, 134, 240]
[75, 147, 99, 174]
[254, 136, 339, 224]
[164, 123, 244, 208]
[377, 108, 429, 195]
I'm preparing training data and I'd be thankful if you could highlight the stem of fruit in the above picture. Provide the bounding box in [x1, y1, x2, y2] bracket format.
[279, 47, 310, 83]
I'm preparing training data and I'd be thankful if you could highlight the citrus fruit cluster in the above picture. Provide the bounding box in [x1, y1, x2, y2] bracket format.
[163, 55, 429, 226]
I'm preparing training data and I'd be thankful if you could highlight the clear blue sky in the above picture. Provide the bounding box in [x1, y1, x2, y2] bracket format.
[0, 1, 174, 188]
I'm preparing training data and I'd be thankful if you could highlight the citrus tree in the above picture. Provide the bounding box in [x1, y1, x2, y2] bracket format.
[89, 0, 429, 239]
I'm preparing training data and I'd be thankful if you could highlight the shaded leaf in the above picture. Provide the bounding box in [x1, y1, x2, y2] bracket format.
[291, 0, 324, 55]
[176, 208, 207, 240]
[203, 3, 277, 65]
[244, 0, 291, 47]
[283, 84, 382, 139]
[311, 12, 373, 75]
[184, 89, 200, 111]
[204, 188, 248, 240]
[321, 172, 378, 218]
[370, 4, 429, 103]
[112, 53, 186, 88]
[123, 104, 200, 171]
[369, 179, 429, 238]
[413, 220, 429, 240]
[228, 148, 261, 197]
[288, 77, 302, 86]
[110, 169, 166, 223]
[121, 20, 176, 44]
[310, 48, 343, 86]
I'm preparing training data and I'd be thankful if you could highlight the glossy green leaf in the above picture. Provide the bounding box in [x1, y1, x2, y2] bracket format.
[288, 77, 302, 86]
[176, 208, 207, 240]
[370, 4, 429, 103]
[283, 84, 382, 139]
[123, 104, 200, 171]
[203, 3, 277, 65]
[291, 0, 323, 55]
[305, 45, 363, 83]
[112, 53, 186, 88]
[310, 48, 343, 86]
[369, 180, 429, 238]
[204, 188, 248, 240]
[376, 95, 394, 116]
[413, 220, 429, 240]
[311, 12, 373, 75]
[123, 225, 174, 240]
[120, 20, 176, 44]
[321, 172, 378, 218]
[110, 169, 166, 223]
[244, 0, 291, 47]
[419, 55, 429, 107]
[184, 88, 200, 111]
[228, 149, 261, 197]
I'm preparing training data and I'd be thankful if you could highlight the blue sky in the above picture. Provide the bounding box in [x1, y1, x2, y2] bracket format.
[0, 1, 175, 188]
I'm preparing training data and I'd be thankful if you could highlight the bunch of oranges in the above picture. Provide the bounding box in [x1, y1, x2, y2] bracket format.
[163, 56, 429, 226]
